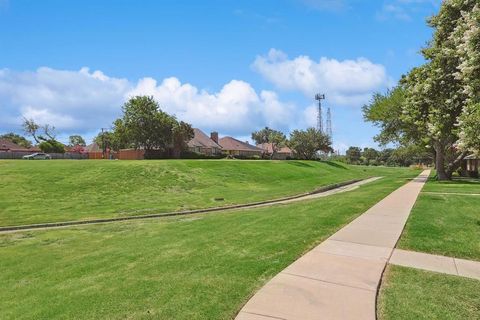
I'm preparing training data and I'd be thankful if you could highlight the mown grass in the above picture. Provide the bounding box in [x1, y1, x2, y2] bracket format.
[0, 160, 406, 226]
[0, 170, 417, 320]
[422, 176, 480, 194]
[398, 178, 480, 260]
[378, 265, 480, 320]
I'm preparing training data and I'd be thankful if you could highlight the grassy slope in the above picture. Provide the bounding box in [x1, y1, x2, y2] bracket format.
[0, 160, 402, 227]
[0, 170, 416, 320]
[378, 265, 480, 320]
[398, 177, 480, 260]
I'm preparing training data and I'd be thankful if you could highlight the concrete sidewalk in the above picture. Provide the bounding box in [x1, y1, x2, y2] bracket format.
[390, 249, 480, 280]
[236, 170, 430, 320]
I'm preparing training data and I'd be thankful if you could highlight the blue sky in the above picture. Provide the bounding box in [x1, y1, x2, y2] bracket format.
[0, 0, 440, 151]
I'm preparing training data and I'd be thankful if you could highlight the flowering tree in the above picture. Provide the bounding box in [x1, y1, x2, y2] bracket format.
[364, 0, 480, 180]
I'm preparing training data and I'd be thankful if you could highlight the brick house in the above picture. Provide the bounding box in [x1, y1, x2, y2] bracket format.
[187, 129, 223, 156]
[257, 143, 293, 160]
[218, 136, 263, 157]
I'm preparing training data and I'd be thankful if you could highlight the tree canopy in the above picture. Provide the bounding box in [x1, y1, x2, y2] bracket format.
[251, 127, 286, 159]
[108, 96, 194, 158]
[0, 133, 32, 148]
[22, 118, 65, 153]
[363, 0, 480, 180]
[288, 128, 331, 160]
[68, 135, 86, 147]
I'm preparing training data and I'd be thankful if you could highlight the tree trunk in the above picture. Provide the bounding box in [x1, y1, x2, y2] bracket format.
[434, 142, 449, 180]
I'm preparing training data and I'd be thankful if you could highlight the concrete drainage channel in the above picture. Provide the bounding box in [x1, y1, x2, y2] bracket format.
[0, 177, 382, 233]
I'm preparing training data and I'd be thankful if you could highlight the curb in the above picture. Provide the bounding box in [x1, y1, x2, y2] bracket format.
[0, 178, 370, 233]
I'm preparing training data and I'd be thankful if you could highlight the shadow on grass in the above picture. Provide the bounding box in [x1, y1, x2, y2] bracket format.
[287, 161, 314, 168]
[428, 176, 480, 185]
[323, 161, 348, 169]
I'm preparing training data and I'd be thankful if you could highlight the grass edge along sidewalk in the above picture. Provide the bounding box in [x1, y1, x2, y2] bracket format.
[398, 176, 480, 261]
[378, 265, 480, 320]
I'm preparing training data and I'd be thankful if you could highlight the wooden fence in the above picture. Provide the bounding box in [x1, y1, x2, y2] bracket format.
[0, 151, 88, 160]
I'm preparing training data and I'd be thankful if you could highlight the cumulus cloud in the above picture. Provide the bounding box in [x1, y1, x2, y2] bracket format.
[0, 67, 129, 135]
[252, 49, 390, 107]
[128, 76, 296, 135]
[0, 67, 297, 141]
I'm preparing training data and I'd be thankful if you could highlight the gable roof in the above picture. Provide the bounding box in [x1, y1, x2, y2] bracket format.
[257, 143, 292, 154]
[86, 142, 102, 152]
[218, 136, 263, 152]
[188, 128, 222, 149]
[465, 154, 480, 160]
[0, 139, 22, 151]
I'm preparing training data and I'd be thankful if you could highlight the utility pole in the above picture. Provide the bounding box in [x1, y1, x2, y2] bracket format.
[315, 93, 325, 133]
[101, 127, 108, 159]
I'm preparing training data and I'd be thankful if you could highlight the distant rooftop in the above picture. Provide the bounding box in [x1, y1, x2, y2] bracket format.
[218, 136, 263, 152]
[188, 128, 222, 149]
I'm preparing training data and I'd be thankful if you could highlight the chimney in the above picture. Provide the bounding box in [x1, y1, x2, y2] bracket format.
[210, 131, 219, 143]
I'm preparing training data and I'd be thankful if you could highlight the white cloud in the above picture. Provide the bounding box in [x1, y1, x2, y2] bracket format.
[0, 67, 129, 135]
[377, 0, 441, 21]
[0, 67, 297, 141]
[128, 76, 296, 135]
[252, 48, 389, 107]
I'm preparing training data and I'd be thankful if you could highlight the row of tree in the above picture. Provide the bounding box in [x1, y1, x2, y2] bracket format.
[2, 121, 88, 153]
[344, 146, 432, 167]
[251, 127, 332, 160]
[94, 96, 333, 160]
[363, 0, 479, 180]
[7, 96, 333, 159]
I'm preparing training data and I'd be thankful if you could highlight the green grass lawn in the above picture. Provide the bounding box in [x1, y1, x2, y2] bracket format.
[422, 176, 480, 194]
[398, 178, 480, 260]
[0, 160, 406, 227]
[0, 170, 417, 320]
[378, 265, 480, 320]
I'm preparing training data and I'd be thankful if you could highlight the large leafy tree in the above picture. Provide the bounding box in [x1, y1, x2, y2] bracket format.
[288, 128, 331, 160]
[68, 135, 86, 147]
[362, 147, 379, 165]
[172, 121, 194, 158]
[456, 2, 480, 154]
[345, 147, 361, 164]
[364, 0, 480, 180]
[112, 96, 193, 158]
[251, 127, 287, 159]
[0, 133, 32, 148]
[22, 118, 65, 153]
[119, 96, 175, 153]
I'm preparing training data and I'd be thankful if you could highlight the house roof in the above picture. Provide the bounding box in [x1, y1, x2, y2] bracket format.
[0, 139, 39, 152]
[0, 139, 23, 151]
[465, 154, 480, 160]
[257, 143, 292, 154]
[86, 142, 102, 152]
[218, 137, 263, 152]
[188, 128, 222, 149]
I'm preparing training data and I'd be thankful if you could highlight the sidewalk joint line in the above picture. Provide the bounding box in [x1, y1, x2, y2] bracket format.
[281, 271, 376, 292]
[240, 311, 286, 320]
